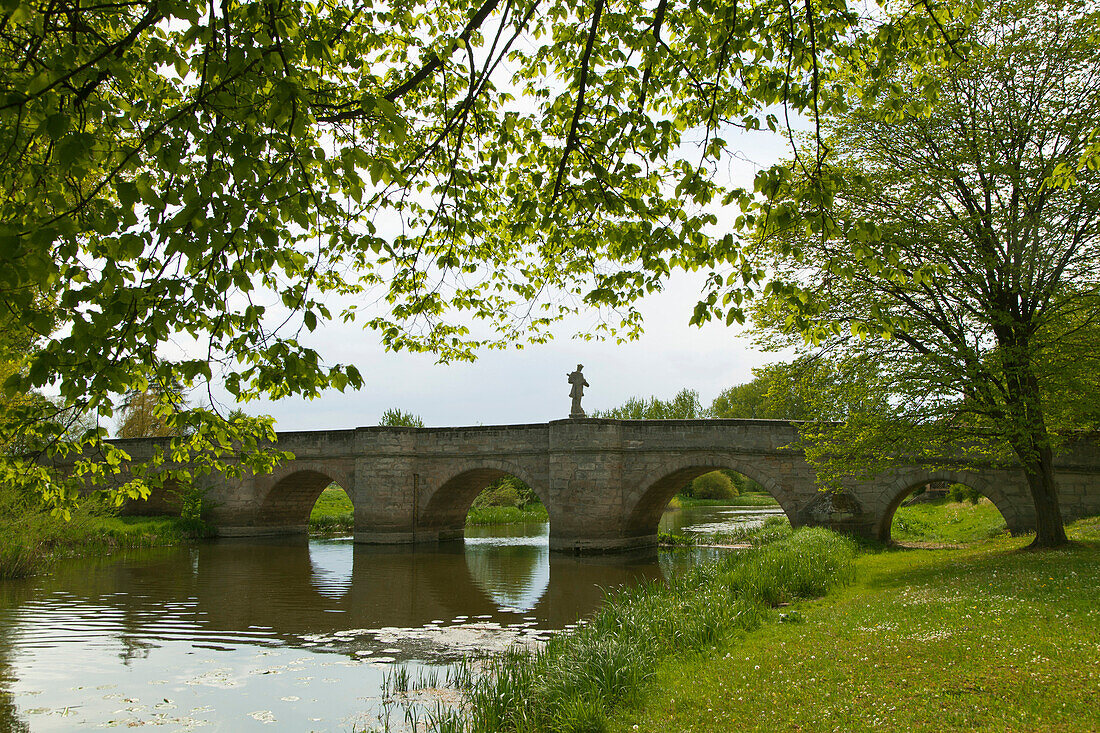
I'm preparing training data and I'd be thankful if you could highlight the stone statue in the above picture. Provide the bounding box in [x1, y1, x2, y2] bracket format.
[568, 364, 589, 418]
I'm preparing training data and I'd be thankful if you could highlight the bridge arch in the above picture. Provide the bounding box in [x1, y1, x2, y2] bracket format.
[877, 468, 1024, 542]
[419, 458, 548, 533]
[258, 461, 354, 527]
[624, 452, 799, 537]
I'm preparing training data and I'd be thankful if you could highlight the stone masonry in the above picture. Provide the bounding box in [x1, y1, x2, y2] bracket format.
[110, 419, 1100, 552]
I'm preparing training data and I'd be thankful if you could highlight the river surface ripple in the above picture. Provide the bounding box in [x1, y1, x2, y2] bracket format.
[0, 505, 776, 731]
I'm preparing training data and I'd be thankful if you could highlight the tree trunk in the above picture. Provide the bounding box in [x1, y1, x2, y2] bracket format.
[1015, 437, 1069, 548]
[996, 321, 1069, 548]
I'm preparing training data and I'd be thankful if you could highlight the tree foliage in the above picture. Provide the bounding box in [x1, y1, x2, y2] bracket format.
[115, 390, 178, 439]
[592, 388, 709, 419]
[378, 408, 425, 427]
[734, 0, 1100, 546]
[711, 357, 886, 420]
[0, 0, 998, 507]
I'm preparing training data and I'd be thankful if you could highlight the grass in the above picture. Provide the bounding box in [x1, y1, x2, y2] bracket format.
[448, 526, 858, 732]
[466, 503, 549, 526]
[0, 499, 211, 580]
[309, 485, 354, 533]
[892, 496, 1008, 544]
[609, 515, 1100, 733]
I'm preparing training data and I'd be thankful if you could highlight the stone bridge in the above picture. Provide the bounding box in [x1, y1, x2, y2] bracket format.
[116, 419, 1100, 552]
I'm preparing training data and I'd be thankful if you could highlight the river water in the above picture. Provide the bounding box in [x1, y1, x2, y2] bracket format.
[0, 504, 779, 731]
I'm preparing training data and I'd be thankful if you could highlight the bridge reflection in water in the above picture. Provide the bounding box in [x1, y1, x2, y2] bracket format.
[1, 531, 667, 660]
[0, 512, 762, 731]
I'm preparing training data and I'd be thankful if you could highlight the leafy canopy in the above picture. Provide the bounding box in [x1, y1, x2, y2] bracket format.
[0, 0, 985, 504]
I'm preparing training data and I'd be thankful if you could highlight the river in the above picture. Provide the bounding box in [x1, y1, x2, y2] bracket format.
[0, 503, 779, 731]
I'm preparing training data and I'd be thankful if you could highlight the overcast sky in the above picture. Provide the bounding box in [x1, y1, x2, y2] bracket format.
[230, 271, 779, 430]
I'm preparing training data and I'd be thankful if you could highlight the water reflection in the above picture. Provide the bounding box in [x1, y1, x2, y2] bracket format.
[464, 524, 550, 612]
[0, 510, 779, 731]
[0, 529, 666, 665]
[309, 540, 355, 599]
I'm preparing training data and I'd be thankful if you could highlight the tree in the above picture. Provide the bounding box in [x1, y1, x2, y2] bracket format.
[733, 0, 1100, 546]
[0, 0, 990, 507]
[592, 388, 709, 419]
[116, 390, 178, 439]
[379, 409, 425, 428]
[711, 357, 889, 421]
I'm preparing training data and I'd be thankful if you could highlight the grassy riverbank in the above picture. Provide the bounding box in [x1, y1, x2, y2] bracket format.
[673, 491, 781, 509]
[611, 516, 1100, 732]
[309, 486, 355, 533]
[443, 525, 858, 732]
[1, 506, 210, 579]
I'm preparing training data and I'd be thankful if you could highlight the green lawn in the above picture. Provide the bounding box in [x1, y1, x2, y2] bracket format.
[610, 516, 1100, 733]
[892, 497, 1008, 544]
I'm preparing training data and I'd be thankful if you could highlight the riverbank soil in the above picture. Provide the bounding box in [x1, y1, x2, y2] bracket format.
[611, 516, 1100, 732]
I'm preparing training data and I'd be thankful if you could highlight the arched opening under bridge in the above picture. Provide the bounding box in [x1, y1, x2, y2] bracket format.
[883, 476, 1009, 544]
[259, 468, 354, 534]
[308, 482, 354, 535]
[420, 464, 549, 542]
[630, 460, 793, 542]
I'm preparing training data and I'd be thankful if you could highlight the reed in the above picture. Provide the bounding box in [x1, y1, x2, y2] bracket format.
[464, 504, 548, 526]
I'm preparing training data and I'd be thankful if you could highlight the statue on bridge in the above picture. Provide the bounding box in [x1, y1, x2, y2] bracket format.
[568, 364, 588, 418]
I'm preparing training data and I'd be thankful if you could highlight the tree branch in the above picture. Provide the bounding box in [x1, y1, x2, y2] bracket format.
[551, 0, 604, 204]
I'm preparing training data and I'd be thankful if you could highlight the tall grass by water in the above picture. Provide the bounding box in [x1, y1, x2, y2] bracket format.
[445, 527, 858, 732]
[465, 504, 548, 526]
[0, 483, 211, 579]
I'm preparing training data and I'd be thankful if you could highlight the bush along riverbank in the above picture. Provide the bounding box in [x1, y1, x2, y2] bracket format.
[434, 526, 858, 732]
[0, 484, 212, 580]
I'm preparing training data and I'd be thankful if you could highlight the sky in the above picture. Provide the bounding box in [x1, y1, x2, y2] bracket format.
[235, 271, 780, 430]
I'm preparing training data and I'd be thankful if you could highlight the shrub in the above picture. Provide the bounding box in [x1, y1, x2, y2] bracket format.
[686, 471, 738, 500]
[472, 476, 540, 508]
[946, 483, 982, 504]
[473, 481, 521, 507]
